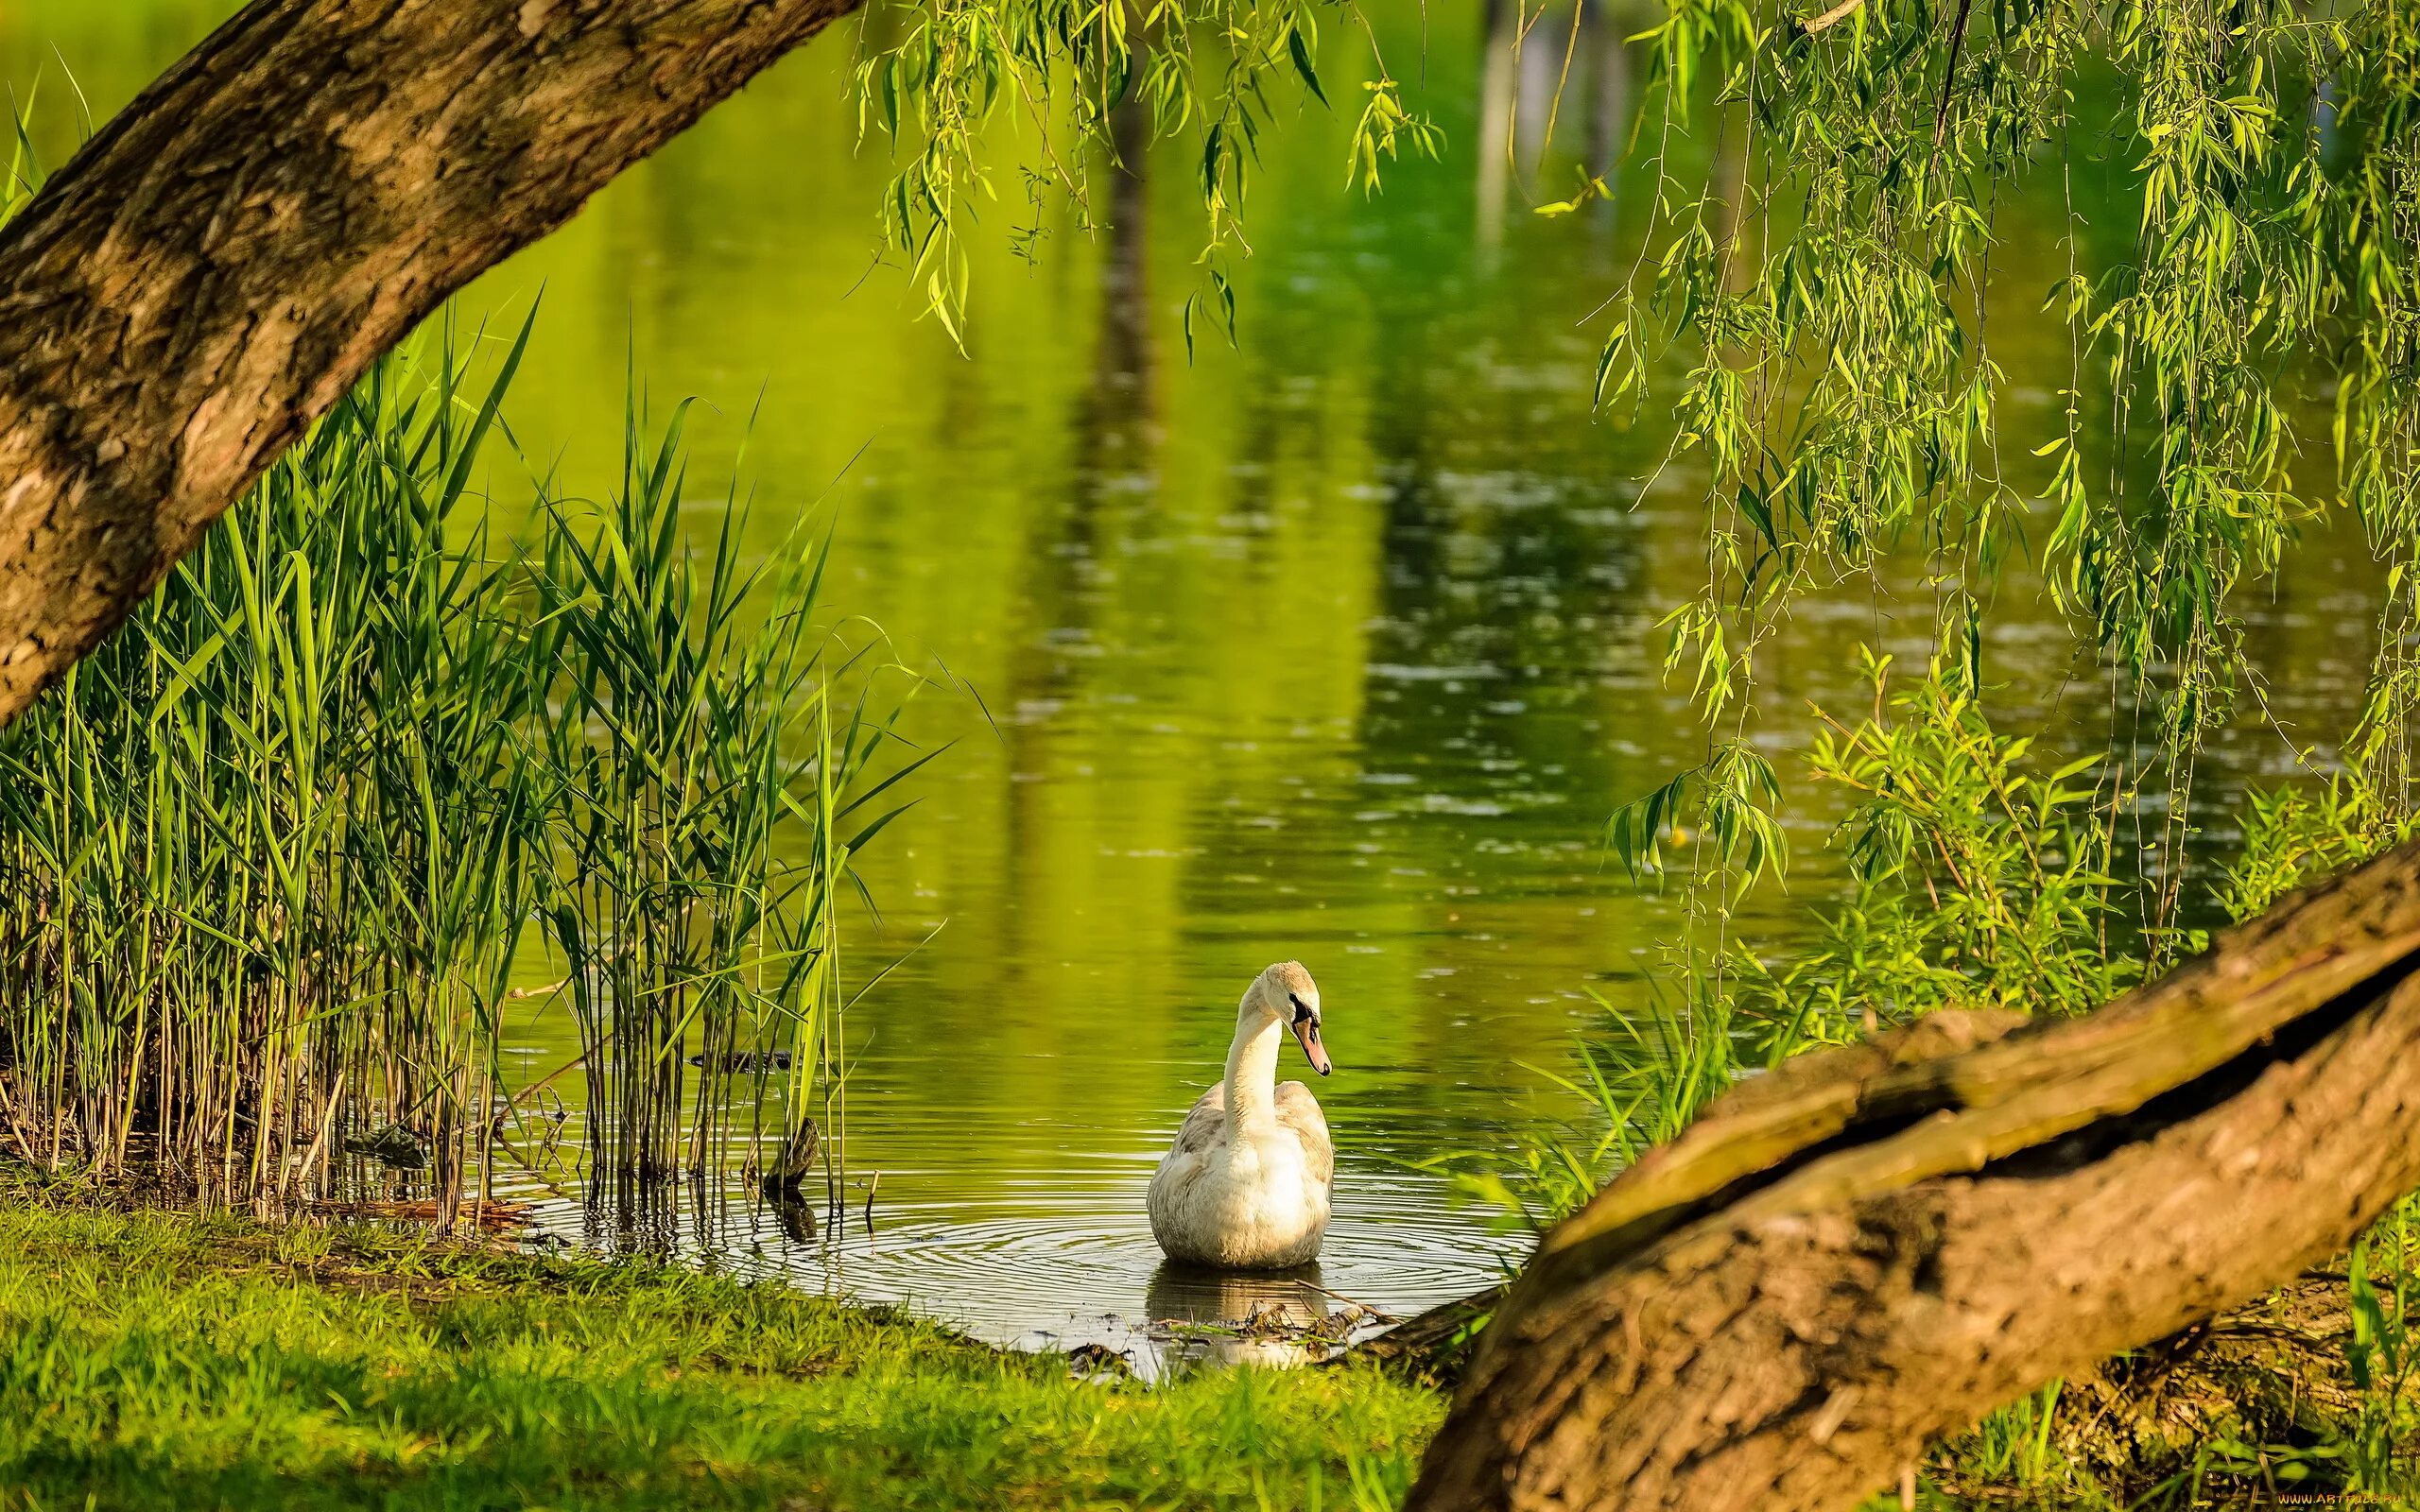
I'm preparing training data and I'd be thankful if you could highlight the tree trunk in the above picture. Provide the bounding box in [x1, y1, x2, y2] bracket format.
[1409, 840, 2420, 1512]
[0, 0, 861, 727]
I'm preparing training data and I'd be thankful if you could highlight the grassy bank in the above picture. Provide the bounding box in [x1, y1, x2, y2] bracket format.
[0, 1199, 1440, 1511]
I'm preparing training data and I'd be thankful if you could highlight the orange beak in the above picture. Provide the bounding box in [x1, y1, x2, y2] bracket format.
[1292, 1017, 1332, 1076]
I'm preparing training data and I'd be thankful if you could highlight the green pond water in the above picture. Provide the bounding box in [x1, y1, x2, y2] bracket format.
[3, 0, 2387, 1365]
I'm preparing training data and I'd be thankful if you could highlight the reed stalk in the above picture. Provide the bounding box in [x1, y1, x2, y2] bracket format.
[0, 323, 922, 1228]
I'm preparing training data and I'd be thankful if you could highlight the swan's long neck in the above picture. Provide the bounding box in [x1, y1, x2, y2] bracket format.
[1223, 993, 1283, 1137]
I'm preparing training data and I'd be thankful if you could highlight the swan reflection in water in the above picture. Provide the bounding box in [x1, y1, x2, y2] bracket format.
[1144, 1262, 1361, 1370]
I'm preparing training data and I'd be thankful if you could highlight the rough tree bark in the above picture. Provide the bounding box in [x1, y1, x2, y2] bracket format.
[0, 0, 865, 727]
[1408, 839, 2420, 1512]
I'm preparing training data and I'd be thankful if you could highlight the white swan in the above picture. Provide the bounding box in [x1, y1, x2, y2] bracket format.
[1148, 961, 1335, 1269]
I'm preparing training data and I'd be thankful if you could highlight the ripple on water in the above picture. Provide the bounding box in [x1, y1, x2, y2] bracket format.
[509, 1164, 1526, 1378]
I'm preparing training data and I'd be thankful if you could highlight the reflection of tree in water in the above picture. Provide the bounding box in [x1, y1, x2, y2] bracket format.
[1351, 373, 1650, 831]
[1087, 89, 1156, 443]
[1011, 74, 1161, 643]
[988, 77, 1163, 1005]
[1478, 0, 1637, 260]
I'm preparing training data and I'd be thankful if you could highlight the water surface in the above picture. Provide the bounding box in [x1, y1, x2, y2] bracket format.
[2, 0, 2388, 1366]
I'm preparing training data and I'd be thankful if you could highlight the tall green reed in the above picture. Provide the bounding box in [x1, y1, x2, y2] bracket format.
[0, 327, 920, 1227]
[527, 394, 927, 1200]
[0, 332, 536, 1218]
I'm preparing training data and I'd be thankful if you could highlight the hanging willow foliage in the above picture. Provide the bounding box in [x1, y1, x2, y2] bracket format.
[849, 0, 1441, 343]
[853, 0, 2414, 927]
[1588, 0, 2415, 916]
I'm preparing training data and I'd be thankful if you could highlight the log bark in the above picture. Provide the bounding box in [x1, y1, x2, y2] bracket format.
[0, 0, 863, 727]
[1408, 839, 2420, 1512]
[1351, 1283, 1505, 1385]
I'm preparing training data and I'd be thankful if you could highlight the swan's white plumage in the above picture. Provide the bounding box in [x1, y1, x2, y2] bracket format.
[1148, 962, 1335, 1269]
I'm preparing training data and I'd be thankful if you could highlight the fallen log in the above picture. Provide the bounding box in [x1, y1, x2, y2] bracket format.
[1408, 838, 2420, 1511]
[0, 0, 863, 728]
[1362, 1267, 2396, 1499]
[1351, 1283, 1506, 1386]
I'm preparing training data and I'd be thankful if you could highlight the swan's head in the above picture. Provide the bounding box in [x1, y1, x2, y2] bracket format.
[1255, 961, 1331, 1077]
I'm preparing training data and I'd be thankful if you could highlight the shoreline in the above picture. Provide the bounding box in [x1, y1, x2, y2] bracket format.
[0, 1189, 1441, 1510]
[9, 1172, 2400, 1509]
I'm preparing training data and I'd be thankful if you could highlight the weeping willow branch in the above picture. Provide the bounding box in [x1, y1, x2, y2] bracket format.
[1602, 0, 2418, 921]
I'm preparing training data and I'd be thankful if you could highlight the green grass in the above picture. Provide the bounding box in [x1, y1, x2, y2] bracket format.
[0, 1200, 1441, 1511]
